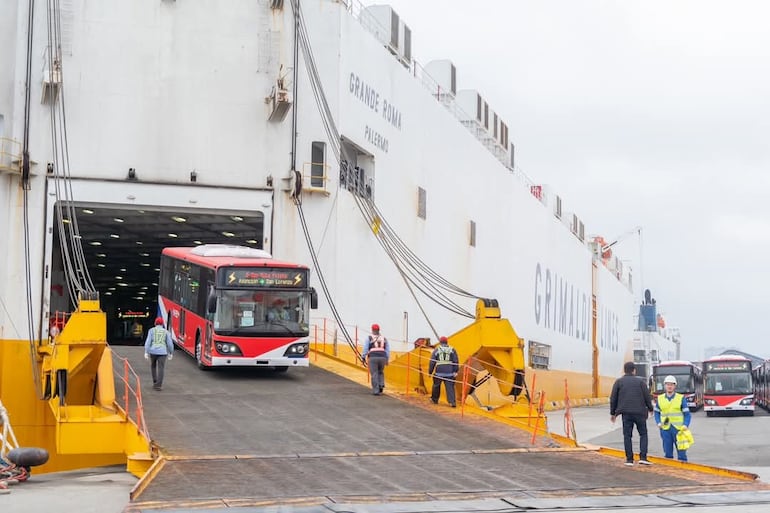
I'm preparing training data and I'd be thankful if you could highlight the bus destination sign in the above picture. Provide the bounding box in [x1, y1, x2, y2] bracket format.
[224, 268, 307, 288]
[705, 361, 750, 372]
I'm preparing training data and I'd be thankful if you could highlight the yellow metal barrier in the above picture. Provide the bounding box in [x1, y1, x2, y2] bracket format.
[0, 294, 153, 476]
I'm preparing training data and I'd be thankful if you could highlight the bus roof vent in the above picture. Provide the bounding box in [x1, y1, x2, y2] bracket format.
[190, 244, 272, 259]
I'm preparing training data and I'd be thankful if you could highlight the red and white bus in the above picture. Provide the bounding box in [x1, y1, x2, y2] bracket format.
[650, 360, 703, 410]
[753, 360, 770, 412]
[703, 354, 754, 416]
[158, 245, 317, 370]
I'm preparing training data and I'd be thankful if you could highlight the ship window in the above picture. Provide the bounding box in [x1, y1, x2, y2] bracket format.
[417, 187, 426, 220]
[529, 341, 551, 370]
[476, 94, 482, 122]
[493, 113, 498, 138]
[403, 25, 412, 61]
[310, 141, 325, 188]
[390, 10, 399, 49]
[469, 220, 476, 247]
[484, 102, 489, 129]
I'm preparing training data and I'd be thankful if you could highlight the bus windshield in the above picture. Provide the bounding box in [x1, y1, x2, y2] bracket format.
[652, 374, 695, 395]
[213, 288, 310, 336]
[705, 372, 752, 395]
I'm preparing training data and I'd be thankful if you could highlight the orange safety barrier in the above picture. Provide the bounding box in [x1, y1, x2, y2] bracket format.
[49, 311, 70, 338]
[528, 373, 537, 426]
[112, 352, 150, 442]
[530, 390, 546, 445]
[563, 378, 576, 441]
[460, 364, 471, 418]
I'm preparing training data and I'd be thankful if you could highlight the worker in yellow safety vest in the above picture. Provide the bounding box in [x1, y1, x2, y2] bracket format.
[654, 375, 692, 461]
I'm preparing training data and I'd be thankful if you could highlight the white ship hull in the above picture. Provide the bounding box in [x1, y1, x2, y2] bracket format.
[1, 1, 640, 399]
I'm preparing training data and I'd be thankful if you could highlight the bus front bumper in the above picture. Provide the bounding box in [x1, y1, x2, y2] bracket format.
[210, 356, 309, 367]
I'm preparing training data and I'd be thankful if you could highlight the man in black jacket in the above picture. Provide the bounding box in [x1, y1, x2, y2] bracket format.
[610, 361, 654, 466]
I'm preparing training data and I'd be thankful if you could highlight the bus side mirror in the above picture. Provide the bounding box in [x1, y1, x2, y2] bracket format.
[310, 287, 318, 310]
[207, 293, 217, 313]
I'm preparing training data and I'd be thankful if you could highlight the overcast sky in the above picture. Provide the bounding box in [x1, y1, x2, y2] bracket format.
[369, 1, 770, 360]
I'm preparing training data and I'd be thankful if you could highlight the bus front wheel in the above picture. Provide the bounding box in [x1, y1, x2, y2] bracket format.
[195, 338, 208, 370]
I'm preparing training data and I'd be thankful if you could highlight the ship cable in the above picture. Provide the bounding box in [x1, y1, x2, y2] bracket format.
[352, 194, 473, 318]
[19, 0, 47, 399]
[353, 195, 478, 315]
[289, 0, 363, 360]
[292, 0, 477, 329]
[296, 31, 477, 316]
[45, 0, 97, 304]
[293, 4, 478, 314]
[291, 0, 446, 342]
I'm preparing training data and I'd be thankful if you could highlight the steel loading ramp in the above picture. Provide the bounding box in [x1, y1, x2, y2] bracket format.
[117, 346, 768, 509]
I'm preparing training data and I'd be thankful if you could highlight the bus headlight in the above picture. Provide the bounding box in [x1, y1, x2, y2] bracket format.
[215, 342, 243, 356]
[740, 398, 754, 406]
[704, 399, 717, 405]
[284, 343, 309, 357]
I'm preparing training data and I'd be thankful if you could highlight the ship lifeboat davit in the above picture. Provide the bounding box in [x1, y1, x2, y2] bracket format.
[7, 447, 50, 467]
[592, 236, 612, 262]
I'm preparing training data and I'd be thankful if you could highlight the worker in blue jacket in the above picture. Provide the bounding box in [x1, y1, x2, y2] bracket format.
[429, 336, 459, 407]
[144, 317, 174, 391]
[361, 323, 389, 395]
[654, 375, 692, 461]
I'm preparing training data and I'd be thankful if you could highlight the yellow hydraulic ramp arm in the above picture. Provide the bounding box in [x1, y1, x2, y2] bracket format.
[34, 292, 153, 477]
[385, 299, 545, 423]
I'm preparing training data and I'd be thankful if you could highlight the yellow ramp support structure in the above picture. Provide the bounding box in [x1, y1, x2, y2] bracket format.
[0, 293, 153, 477]
[385, 299, 546, 425]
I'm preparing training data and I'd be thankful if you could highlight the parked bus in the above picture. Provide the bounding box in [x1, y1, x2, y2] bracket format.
[158, 245, 317, 370]
[702, 354, 754, 416]
[753, 360, 770, 412]
[650, 360, 703, 410]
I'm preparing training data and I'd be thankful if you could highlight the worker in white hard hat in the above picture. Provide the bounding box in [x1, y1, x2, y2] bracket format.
[654, 375, 692, 461]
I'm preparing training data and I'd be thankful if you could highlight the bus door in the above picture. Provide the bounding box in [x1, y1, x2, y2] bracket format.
[173, 268, 191, 349]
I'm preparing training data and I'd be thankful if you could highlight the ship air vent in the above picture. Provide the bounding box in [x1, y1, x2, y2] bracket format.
[41, 69, 62, 104]
[267, 81, 292, 122]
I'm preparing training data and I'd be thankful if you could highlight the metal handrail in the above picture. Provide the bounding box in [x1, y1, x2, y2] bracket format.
[111, 351, 150, 443]
[301, 161, 330, 191]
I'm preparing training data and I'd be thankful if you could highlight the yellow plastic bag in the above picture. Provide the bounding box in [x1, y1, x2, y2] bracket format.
[676, 426, 694, 450]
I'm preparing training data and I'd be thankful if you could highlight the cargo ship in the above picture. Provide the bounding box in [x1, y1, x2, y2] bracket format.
[0, 0, 673, 414]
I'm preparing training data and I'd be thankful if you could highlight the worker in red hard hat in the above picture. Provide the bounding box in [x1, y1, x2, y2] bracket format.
[361, 323, 389, 395]
[144, 315, 174, 391]
[429, 336, 459, 407]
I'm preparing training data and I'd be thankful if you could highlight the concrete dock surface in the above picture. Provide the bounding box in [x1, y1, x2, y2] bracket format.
[6, 352, 770, 512]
